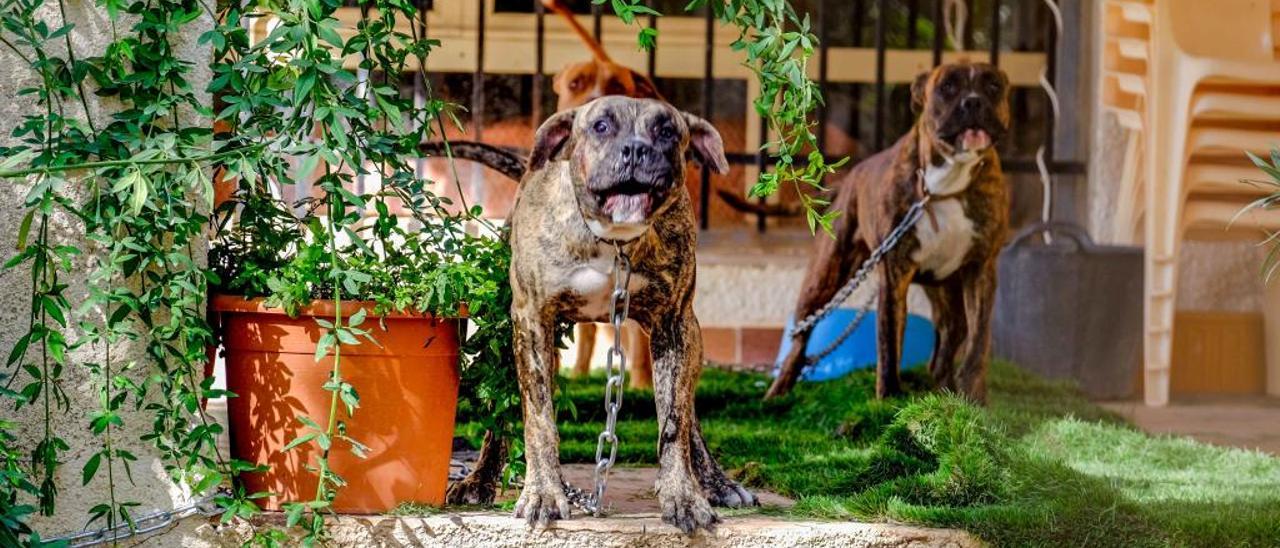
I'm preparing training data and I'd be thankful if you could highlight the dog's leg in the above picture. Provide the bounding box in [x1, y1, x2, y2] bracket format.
[624, 323, 653, 389]
[690, 418, 757, 508]
[650, 305, 719, 533]
[512, 308, 573, 525]
[875, 262, 915, 399]
[954, 264, 997, 404]
[571, 322, 596, 377]
[767, 215, 868, 399]
[924, 281, 968, 393]
[445, 428, 507, 505]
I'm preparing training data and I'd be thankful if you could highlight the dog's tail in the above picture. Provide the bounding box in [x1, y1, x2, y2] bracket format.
[418, 141, 527, 182]
[542, 0, 612, 64]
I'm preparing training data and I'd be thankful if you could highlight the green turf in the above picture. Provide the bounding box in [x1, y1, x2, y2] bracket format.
[458, 362, 1280, 547]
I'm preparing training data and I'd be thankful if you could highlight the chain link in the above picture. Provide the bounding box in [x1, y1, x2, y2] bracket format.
[46, 489, 226, 547]
[563, 244, 631, 516]
[788, 191, 933, 364]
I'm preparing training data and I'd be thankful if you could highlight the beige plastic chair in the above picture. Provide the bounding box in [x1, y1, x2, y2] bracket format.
[1101, 1, 1153, 243]
[1142, 0, 1280, 405]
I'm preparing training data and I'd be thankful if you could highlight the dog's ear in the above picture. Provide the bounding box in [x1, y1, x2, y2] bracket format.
[682, 113, 729, 175]
[529, 108, 578, 172]
[911, 70, 932, 115]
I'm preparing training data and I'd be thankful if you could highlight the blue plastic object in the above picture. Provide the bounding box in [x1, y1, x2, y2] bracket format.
[773, 309, 936, 382]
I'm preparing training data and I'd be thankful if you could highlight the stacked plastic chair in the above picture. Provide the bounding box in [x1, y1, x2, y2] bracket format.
[1101, 0, 1153, 243]
[1104, 0, 1280, 406]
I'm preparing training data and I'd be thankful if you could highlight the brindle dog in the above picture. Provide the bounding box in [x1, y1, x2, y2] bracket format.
[508, 96, 754, 533]
[768, 62, 1012, 402]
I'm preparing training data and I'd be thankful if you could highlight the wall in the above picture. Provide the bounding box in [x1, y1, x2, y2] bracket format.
[0, 2, 213, 537]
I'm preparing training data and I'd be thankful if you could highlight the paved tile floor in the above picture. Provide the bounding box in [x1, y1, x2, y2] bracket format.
[506, 464, 795, 514]
[1102, 397, 1280, 455]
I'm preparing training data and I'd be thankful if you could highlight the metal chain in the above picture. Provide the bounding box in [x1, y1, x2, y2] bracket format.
[563, 244, 631, 517]
[47, 489, 226, 547]
[788, 191, 934, 363]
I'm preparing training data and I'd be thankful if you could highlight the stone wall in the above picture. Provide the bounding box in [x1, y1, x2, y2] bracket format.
[0, 1, 213, 537]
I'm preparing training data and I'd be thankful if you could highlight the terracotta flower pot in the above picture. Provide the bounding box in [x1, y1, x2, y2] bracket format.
[212, 295, 462, 513]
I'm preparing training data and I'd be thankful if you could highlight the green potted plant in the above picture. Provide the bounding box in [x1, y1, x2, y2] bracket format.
[204, 0, 515, 534]
[1242, 147, 1280, 282]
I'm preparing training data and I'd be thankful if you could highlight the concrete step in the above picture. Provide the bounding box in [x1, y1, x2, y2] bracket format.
[169, 512, 980, 547]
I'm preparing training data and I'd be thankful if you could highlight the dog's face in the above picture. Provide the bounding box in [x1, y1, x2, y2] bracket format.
[528, 96, 728, 238]
[553, 60, 661, 111]
[912, 63, 1011, 155]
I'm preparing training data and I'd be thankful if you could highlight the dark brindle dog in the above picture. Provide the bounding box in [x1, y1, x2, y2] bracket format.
[768, 62, 1012, 402]
[508, 96, 755, 532]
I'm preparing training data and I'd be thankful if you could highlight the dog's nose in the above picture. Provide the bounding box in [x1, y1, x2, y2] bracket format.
[961, 96, 981, 112]
[620, 140, 654, 167]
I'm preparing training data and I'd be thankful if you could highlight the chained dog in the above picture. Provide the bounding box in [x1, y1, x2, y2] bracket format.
[508, 96, 754, 532]
[767, 62, 1012, 403]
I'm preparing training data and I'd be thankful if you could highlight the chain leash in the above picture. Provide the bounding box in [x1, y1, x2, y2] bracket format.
[563, 243, 631, 516]
[45, 489, 226, 547]
[789, 189, 933, 365]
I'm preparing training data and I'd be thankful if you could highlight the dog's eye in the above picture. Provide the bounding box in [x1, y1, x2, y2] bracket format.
[987, 81, 1002, 95]
[942, 81, 958, 95]
[593, 119, 610, 135]
[658, 125, 675, 140]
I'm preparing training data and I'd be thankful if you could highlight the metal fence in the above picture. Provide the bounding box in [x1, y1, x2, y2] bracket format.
[410, 0, 1086, 231]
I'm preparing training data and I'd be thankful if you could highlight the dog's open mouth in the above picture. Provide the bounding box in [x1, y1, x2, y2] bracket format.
[957, 128, 992, 152]
[595, 179, 665, 224]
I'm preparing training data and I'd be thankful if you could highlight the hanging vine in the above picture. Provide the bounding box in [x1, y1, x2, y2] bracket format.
[0, 0, 236, 539]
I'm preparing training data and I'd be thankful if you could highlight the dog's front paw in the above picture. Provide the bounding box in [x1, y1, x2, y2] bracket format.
[704, 478, 757, 509]
[658, 478, 719, 534]
[513, 480, 572, 527]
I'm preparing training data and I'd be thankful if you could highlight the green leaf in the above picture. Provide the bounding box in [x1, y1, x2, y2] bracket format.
[315, 333, 335, 361]
[283, 432, 317, 452]
[127, 169, 149, 215]
[298, 415, 322, 430]
[7, 332, 31, 366]
[348, 308, 367, 328]
[82, 452, 101, 486]
[15, 209, 34, 251]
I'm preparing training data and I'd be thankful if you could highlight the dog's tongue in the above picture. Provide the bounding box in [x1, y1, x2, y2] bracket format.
[962, 129, 991, 151]
[604, 193, 652, 223]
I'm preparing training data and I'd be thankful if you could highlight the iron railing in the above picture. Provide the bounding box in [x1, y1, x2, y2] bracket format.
[418, 0, 1086, 231]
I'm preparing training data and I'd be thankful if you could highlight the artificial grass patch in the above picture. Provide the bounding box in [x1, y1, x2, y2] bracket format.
[478, 361, 1280, 547]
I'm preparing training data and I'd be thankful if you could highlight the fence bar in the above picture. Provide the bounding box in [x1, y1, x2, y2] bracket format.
[964, 4, 975, 50]
[1042, 2, 1058, 167]
[990, 0, 1001, 66]
[852, 0, 864, 142]
[906, 0, 919, 47]
[700, 6, 714, 230]
[816, 0, 828, 153]
[413, 0, 428, 178]
[932, 0, 944, 66]
[472, 2, 485, 140]
[592, 2, 603, 42]
[756, 115, 768, 232]
[646, 0, 657, 78]
[533, 0, 545, 124]
[873, 0, 888, 151]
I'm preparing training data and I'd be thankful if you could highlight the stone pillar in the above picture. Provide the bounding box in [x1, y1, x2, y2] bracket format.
[0, 1, 212, 537]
